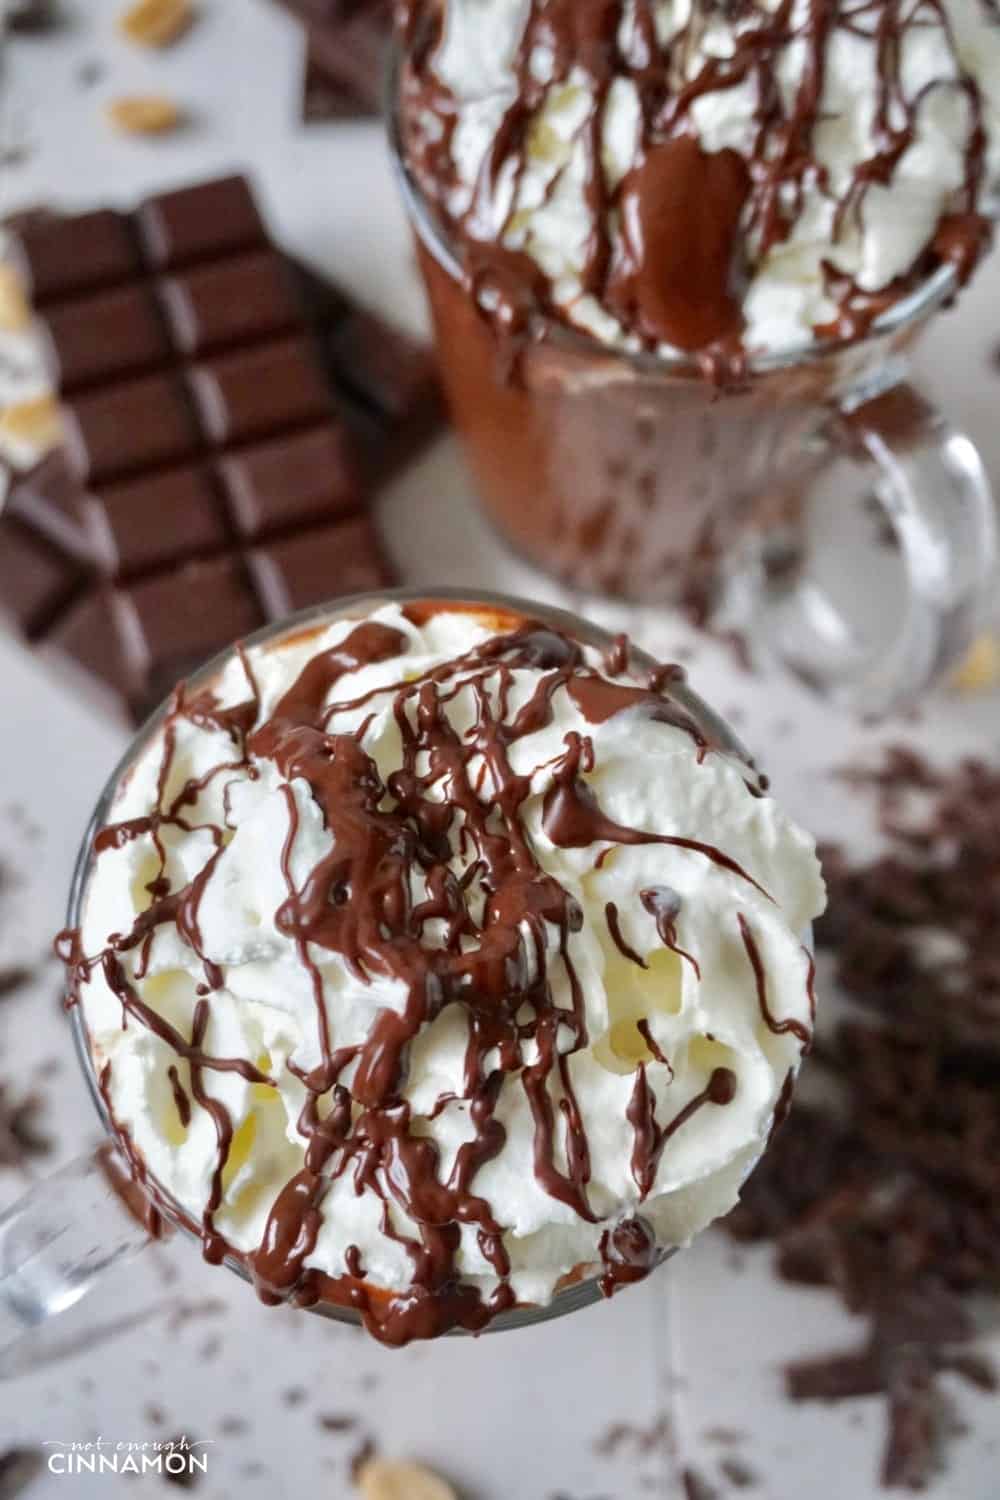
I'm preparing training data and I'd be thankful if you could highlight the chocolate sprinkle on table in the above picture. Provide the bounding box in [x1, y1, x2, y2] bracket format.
[0, 1449, 44, 1500]
[0, 1085, 50, 1167]
[0, 967, 32, 1002]
[724, 746, 1000, 1490]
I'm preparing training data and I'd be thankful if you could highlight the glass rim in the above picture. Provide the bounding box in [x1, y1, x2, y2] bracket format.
[384, 33, 963, 379]
[65, 584, 755, 1337]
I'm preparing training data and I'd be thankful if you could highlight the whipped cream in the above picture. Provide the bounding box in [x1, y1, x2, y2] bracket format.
[403, 0, 1000, 358]
[71, 600, 825, 1341]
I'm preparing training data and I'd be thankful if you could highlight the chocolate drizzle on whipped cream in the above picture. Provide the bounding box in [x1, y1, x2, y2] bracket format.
[61, 601, 818, 1345]
[399, 0, 996, 381]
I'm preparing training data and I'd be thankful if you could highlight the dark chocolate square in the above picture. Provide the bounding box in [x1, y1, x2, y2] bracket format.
[137, 176, 267, 271]
[11, 209, 138, 303]
[83, 466, 229, 579]
[157, 249, 301, 357]
[0, 517, 84, 637]
[187, 337, 331, 446]
[43, 284, 170, 392]
[302, 47, 363, 122]
[128, 555, 266, 705]
[282, 0, 391, 114]
[62, 373, 199, 484]
[46, 588, 135, 699]
[248, 514, 390, 619]
[217, 424, 364, 540]
[329, 310, 440, 421]
[4, 449, 92, 559]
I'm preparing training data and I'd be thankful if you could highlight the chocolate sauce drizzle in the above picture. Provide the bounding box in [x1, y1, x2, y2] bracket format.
[401, 0, 994, 379]
[62, 608, 801, 1344]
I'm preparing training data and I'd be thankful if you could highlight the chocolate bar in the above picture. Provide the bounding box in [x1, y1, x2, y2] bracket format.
[266, 0, 392, 120]
[0, 174, 444, 720]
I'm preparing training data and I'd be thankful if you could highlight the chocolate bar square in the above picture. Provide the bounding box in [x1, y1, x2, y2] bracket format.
[82, 467, 229, 579]
[12, 209, 139, 303]
[0, 519, 84, 637]
[187, 337, 332, 446]
[136, 175, 267, 271]
[44, 284, 171, 391]
[63, 372, 199, 484]
[248, 515, 391, 619]
[158, 250, 300, 356]
[218, 425, 364, 541]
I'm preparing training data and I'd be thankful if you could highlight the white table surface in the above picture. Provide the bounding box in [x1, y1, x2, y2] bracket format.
[1, 3, 999, 1497]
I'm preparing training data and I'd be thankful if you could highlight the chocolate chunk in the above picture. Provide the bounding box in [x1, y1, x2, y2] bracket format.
[248, 514, 391, 619]
[322, 311, 444, 480]
[270, 0, 391, 119]
[187, 336, 331, 445]
[302, 45, 361, 122]
[158, 250, 300, 356]
[882, 1348, 937, 1490]
[12, 208, 138, 302]
[0, 174, 444, 719]
[43, 282, 170, 390]
[136, 174, 266, 270]
[218, 425, 363, 540]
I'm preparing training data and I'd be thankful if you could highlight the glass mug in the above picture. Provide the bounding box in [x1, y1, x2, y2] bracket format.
[388, 42, 997, 716]
[0, 587, 777, 1360]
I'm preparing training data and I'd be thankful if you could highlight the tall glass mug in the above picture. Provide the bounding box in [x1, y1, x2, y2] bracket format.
[0, 588, 766, 1361]
[388, 45, 997, 716]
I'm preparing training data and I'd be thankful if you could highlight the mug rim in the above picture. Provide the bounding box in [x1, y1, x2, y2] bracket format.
[66, 585, 752, 1337]
[384, 32, 962, 380]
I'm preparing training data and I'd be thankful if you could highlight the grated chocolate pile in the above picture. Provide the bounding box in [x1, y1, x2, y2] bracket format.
[725, 748, 1000, 1490]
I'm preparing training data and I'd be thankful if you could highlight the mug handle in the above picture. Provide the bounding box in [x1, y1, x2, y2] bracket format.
[0, 1147, 151, 1369]
[738, 365, 996, 716]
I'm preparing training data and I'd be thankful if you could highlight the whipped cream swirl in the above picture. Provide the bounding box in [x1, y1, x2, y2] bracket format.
[400, 0, 1000, 366]
[67, 600, 825, 1343]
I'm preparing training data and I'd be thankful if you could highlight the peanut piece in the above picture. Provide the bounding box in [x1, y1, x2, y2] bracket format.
[0, 394, 61, 452]
[356, 1459, 457, 1500]
[105, 96, 183, 135]
[118, 0, 193, 47]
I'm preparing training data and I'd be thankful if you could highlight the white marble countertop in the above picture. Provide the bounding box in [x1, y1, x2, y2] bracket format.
[1, 3, 999, 1497]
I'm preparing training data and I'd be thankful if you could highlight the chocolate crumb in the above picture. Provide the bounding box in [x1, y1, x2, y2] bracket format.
[702, 1427, 746, 1447]
[282, 1385, 307, 1408]
[0, 967, 32, 1002]
[349, 1439, 377, 1483]
[160, 1437, 203, 1489]
[594, 1415, 672, 1458]
[76, 59, 105, 89]
[145, 1404, 166, 1427]
[219, 1417, 247, 1436]
[0, 1087, 50, 1166]
[882, 1349, 937, 1490]
[681, 1467, 720, 1500]
[719, 1456, 757, 1489]
[318, 1413, 357, 1433]
[723, 746, 1000, 1491]
[6, 0, 61, 33]
[0, 1448, 44, 1499]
